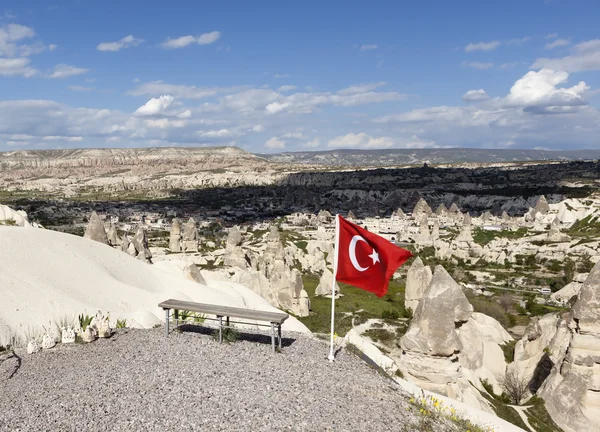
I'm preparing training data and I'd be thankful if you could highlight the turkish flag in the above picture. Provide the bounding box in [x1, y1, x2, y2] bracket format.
[335, 215, 413, 297]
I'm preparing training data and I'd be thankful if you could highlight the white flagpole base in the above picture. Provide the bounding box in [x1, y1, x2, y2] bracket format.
[328, 354, 335, 362]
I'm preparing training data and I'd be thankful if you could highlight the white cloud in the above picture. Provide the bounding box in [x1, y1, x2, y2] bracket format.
[461, 61, 494, 70]
[97, 35, 144, 52]
[48, 44, 57, 51]
[464, 41, 500, 52]
[177, 109, 191, 119]
[282, 132, 303, 139]
[160, 31, 220, 49]
[265, 137, 285, 149]
[134, 95, 175, 116]
[197, 31, 220, 45]
[265, 101, 290, 114]
[546, 33, 558, 39]
[68, 85, 95, 92]
[360, 44, 377, 51]
[532, 39, 600, 72]
[338, 82, 386, 95]
[273, 73, 289, 79]
[305, 138, 320, 148]
[462, 89, 490, 102]
[161, 35, 196, 49]
[278, 85, 296, 92]
[0, 24, 35, 56]
[507, 37, 530, 46]
[252, 124, 264, 132]
[505, 69, 588, 109]
[0, 57, 38, 77]
[499, 62, 517, 70]
[47, 64, 88, 79]
[128, 81, 237, 99]
[545, 39, 570, 50]
[328, 133, 394, 149]
[198, 129, 231, 137]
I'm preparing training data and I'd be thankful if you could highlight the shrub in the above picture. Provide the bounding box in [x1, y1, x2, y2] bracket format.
[116, 319, 127, 329]
[501, 370, 529, 405]
[78, 313, 93, 330]
[381, 310, 399, 320]
[213, 326, 238, 343]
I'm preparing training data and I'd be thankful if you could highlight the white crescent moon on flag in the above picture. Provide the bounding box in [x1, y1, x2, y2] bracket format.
[349, 235, 369, 272]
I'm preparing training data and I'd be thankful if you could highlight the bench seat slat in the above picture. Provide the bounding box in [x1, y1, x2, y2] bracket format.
[158, 299, 289, 324]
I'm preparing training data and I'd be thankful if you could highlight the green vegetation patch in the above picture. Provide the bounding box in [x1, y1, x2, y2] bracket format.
[568, 214, 600, 237]
[298, 274, 409, 336]
[525, 396, 563, 432]
[473, 227, 529, 246]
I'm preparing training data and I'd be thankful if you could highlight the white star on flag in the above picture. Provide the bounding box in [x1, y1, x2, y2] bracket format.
[368, 248, 380, 265]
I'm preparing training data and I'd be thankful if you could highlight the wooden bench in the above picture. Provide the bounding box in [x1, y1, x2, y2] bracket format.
[158, 299, 289, 353]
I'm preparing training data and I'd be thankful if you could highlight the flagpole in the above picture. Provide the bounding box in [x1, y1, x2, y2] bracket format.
[328, 214, 340, 362]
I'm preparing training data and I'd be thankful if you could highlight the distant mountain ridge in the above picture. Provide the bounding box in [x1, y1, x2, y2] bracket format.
[2, 146, 600, 169]
[260, 148, 600, 166]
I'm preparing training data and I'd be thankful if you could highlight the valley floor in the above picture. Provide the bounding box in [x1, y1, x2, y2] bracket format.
[0, 328, 485, 432]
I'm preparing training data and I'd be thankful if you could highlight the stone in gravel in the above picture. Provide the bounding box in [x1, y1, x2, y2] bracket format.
[83, 211, 109, 245]
[61, 326, 76, 344]
[91, 311, 112, 338]
[81, 326, 97, 343]
[26, 339, 41, 354]
[41, 333, 56, 350]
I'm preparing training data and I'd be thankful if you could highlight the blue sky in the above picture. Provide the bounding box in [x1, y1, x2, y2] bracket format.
[1, 0, 599, 152]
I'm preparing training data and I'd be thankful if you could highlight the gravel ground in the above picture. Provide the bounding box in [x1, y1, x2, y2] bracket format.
[0, 328, 458, 431]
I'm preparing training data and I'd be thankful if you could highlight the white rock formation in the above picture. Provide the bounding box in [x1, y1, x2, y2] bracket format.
[81, 326, 97, 343]
[404, 257, 432, 312]
[538, 260, 600, 432]
[412, 198, 433, 219]
[182, 218, 199, 252]
[83, 211, 109, 245]
[315, 268, 340, 297]
[169, 218, 182, 252]
[0, 204, 32, 227]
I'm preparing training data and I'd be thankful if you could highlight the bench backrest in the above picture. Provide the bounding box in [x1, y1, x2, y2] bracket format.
[159, 299, 289, 324]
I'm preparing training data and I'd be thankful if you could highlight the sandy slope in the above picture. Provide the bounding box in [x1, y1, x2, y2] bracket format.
[0, 226, 308, 345]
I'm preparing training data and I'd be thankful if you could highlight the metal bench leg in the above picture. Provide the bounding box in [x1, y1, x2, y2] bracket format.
[164, 309, 170, 337]
[218, 316, 223, 343]
[278, 324, 282, 350]
[271, 323, 276, 353]
[174, 309, 179, 329]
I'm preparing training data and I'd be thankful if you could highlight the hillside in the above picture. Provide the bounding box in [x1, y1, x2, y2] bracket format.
[261, 148, 600, 166]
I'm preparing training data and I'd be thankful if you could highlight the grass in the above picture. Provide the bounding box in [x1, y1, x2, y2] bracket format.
[477, 390, 528, 430]
[525, 396, 563, 432]
[213, 325, 238, 343]
[568, 214, 600, 237]
[407, 393, 496, 432]
[116, 319, 127, 329]
[297, 274, 408, 336]
[501, 340, 517, 363]
[472, 227, 529, 246]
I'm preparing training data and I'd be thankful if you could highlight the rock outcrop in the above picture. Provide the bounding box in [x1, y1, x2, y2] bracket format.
[107, 223, 121, 247]
[169, 218, 182, 252]
[182, 218, 198, 252]
[131, 227, 153, 263]
[404, 257, 432, 311]
[0, 204, 32, 227]
[412, 198, 432, 219]
[315, 268, 340, 297]
[538, 260, 600, 432]
[534, 195, 550, 215]
[83, 211, 109, 245]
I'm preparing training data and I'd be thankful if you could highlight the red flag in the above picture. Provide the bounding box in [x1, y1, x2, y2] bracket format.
[335, 215, 412, 297]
